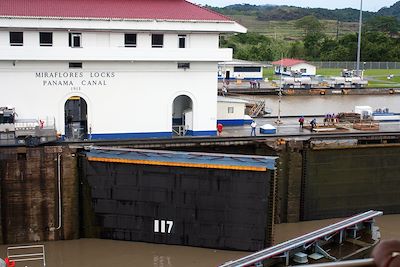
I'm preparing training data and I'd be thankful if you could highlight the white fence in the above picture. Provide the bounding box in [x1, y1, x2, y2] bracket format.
[7, 244, 46, 267]
[309, 61, 400, 70]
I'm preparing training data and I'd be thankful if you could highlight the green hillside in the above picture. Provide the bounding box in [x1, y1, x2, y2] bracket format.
[215, 2, 400, 62]
[230, 15, 359, 40]
[210, 2, 400, 40]
[378, 2, 400, 18]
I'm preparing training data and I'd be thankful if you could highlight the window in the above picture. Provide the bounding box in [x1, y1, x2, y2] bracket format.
[10, 32, 23, 46]
[124, 33, 137, 47]
[69, 62, 82, 69]
[152, 34, 164, 48]
[228, 107, 234, 114]
[233, 67, 261, 73]
[178, 35, 187, 48]
[69, 33, 82, 48]
[300, 68, 307, 73]
[177, 63, 190, 69]
[40, 32, 53, 46]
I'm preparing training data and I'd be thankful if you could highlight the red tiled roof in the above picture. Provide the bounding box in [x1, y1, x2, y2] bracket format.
[0, 0, 231, 21]
[271, 58, 307, 67]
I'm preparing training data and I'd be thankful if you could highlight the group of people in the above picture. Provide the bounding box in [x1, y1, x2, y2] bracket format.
[324, 113, 339, 126]
[298, 116, 317, 130]
[249, 80, 261, 89]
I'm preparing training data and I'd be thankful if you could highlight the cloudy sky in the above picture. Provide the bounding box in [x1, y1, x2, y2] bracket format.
[190, 0, 399, 12]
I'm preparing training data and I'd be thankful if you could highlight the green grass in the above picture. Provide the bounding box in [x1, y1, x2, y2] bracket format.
[229, 15, 358, 40]
[263, 67, 275, 80]
[316, 68, 343, 76]
[318, 68, 400, 77]
[373, 76, 400, 83]
[364, 69, 400, 76]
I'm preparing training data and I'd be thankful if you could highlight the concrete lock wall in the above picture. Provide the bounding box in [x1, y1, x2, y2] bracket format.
[300, 145, 400, 220]
[0, 141, 400, 247]
[80, 159, 276, 251]
[0, 146, 79, 244]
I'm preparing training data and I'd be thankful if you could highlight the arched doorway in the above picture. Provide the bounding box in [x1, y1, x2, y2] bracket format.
[172, 95, 193, 136]
[64, 96, 88, 140]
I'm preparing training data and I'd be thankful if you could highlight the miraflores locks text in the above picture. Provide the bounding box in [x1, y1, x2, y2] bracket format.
[36, 71, 116, 87]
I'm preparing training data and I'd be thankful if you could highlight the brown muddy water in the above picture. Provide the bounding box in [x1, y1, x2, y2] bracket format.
[1, 214, 399, 267]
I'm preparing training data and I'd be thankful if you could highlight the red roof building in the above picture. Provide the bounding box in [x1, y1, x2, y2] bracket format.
[271, 59, 316, 76]
[0, 0, 230, 21]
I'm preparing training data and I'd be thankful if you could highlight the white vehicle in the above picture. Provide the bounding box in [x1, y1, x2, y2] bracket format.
[0, 107, 58, 146]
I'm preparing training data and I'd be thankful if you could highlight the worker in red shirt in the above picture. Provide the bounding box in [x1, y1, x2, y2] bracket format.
[217, 123, 223, 136]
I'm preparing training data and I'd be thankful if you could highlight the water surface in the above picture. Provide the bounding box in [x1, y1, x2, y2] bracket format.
[1, 214, 398, 267]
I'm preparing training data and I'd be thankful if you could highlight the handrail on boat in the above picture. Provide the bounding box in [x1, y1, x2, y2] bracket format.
[297, 258, 376, 267]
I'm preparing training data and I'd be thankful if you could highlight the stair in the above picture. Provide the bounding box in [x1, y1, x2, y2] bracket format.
[249, 101, 266, 117]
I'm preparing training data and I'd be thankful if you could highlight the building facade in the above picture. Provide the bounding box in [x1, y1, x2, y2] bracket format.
[218, 59, 268, 80]
[272, 58, 316, 76]
[217, 96, 252, 126]
[0, 0, 246, 139]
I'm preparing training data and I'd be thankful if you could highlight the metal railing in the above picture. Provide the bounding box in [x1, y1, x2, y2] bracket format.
[310, 61, 400, 70]
[7, 244, 46, 266]
[172, 125, 187, 136]
[297, 258, 375, 266]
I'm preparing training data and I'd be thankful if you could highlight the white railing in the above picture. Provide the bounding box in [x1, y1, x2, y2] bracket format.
[172, 125, 187, 136]
[7, 244, 46, 267]
[297, 259, 375, 266]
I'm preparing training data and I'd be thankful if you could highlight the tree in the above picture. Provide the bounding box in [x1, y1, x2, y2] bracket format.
[303, 32, 326, 60]
[320, 45, 351, 61]
[365, 16, 399, 36]
[288, 41, 305, 58]
[295, 15, 325, 35]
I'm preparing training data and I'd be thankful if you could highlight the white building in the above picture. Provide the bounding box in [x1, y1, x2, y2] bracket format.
[218, 59, 269, 80]
[0, 0, 246, 139]
[217, 96, 252, 126]
[272, 59, 316, 76]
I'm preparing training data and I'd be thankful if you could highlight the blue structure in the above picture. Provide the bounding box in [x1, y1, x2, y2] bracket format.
[86, 146, 277, 171]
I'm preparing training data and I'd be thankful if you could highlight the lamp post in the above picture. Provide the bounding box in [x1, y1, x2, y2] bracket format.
[356, 0, 363, 77]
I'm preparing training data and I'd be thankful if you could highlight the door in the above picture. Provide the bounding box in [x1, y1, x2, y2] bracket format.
[64, 96, 88, 140]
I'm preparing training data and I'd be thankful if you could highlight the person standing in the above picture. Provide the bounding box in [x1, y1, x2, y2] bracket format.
[222, 86, 227, 96]
[217, 123, 223, 136]
[250, 120, 257, 136]
[298, 116, 304, 128]
[310, 118, 317, 131]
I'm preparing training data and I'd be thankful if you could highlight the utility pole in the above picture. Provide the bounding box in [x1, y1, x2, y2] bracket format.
[356, 0, 363, 77]
[276, 58, 283, 125]
[336, 20, 340, 40]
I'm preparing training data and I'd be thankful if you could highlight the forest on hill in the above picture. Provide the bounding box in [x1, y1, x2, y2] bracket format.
[211, 4, 374, 22]
[211, 2, 400, 62]
[211, 2, 400, 22]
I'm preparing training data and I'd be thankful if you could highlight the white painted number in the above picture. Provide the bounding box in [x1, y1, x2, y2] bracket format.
[166, 220, 173, 233]
[154, 220, 174, 234]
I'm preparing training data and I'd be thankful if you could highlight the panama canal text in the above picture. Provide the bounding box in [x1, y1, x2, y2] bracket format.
[35, 71, 116, 88]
